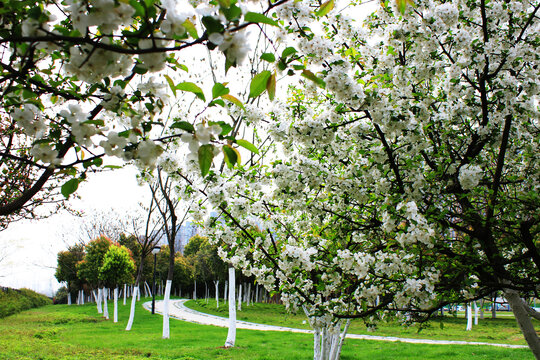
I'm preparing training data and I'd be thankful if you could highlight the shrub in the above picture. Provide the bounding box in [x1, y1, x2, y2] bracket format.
[0, 287, 52, 318]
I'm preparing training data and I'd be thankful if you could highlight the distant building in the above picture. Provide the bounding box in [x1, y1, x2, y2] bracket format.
[156, 221, 198, 254]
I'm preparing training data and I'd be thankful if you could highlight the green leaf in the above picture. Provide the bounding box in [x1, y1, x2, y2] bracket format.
[221, 94, 245, 110]
[236, 139, 259, 154]
[104, 165, 123, 169]
[396, 0, 414, 13]
[183, 19, 198, 38]
[202, 16, 225, 34]
[176, 82, 206, 101]
[249, 70, 272, 98]
[267, 72, 276, 101]
[218, 0, 230, 7]
[244, 12, 279, 26]
[61, 178, 79, 198]
[281, 46, 297, 59]
[209, 121, 233, 136]
[198, 144, 214, 177]
[212, 83, 230, 99]
[301, 69, 326, 88]
[171, 121, 195, 132]
[315, 0, 335, 17]
[261, 53, 276, 63]
[164, 74, 176, 96]
[222, 145, 238, 169]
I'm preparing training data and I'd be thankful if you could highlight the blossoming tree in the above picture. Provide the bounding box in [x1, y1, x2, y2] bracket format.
[197, 0, 539, 358]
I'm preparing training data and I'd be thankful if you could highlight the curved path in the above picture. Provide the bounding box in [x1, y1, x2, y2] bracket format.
[143, 299, 527, 349]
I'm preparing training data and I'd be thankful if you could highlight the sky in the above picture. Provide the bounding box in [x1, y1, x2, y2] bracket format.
[0, 166, 149, 297]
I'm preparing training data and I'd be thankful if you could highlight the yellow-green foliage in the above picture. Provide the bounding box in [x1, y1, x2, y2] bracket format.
[0, 287, 52, 318]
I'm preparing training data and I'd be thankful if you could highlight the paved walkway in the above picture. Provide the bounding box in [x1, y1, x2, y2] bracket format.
[143, 299, 528, 349]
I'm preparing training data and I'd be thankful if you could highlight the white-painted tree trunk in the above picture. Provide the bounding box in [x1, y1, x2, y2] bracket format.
[123, 284, 127, 305]
[102, 287, 109, 320]
[304, 306, 351, 360]
[237, 284, 242, 311]
[125, 286, 139, 331]
[113, 287, 118, 323]
[193, 280, 197, 300]
[224, 280, 228, 305]
[504, 288, 540, 358]
[162, 280, 172, 339]
[474, 301, 479, 325]
[67, 291, 71, 305]
[466, 303, 473, 331]
[224, 268, 236, 348]
[81, 290, 85, 305]
[246, 282, 251, 306]
[137, 286, 141, 301]
[214, 280, 219, 308]
[255, 284, 259, 303]
[95, 289, 103, 313]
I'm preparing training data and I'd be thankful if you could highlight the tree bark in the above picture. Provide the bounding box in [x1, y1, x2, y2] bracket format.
[123, 284, 127, 305]
[237, 283, 242, 311]
[466, 303, 472, 331]
[162, 279, 172, 339]
[505, 289, 540, 359]
[214, 280, 219, 308]
[113, 287, 118, 323]
[102, 287, 109, 320]
[224, 268, 236, 348]
[125, 286, 138, 331]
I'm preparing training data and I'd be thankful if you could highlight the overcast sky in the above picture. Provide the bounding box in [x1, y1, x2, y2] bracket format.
[0, 166, 149, 297]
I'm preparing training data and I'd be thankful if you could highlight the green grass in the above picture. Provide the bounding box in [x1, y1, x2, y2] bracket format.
[0, 297, 534, 359]
[0, 287, 52, 318]
[186, 299, 533, 346]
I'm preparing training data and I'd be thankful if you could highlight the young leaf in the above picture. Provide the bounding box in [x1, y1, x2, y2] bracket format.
[301, 69, 326, 88]
[249, 70, 272, 98]
[222, 145, 238, 169]
[267, 71, 276, 101]
[183, 19, 198, 38]
[281, 47, 297, 59]
[212, 83, 230, 99]
[244, 12, 279, 26]
[176, 82, 206, 101]
[164, 74, 176, 96]
[236, 139, 259, 154]
[198, 144, 214, 177]
[61, 178, 79, 198]
[315, 0, 335, 17]
[171, 121, 195, 132]
[260, 52, 276, 63]
[396, 0, 414, 14]
[221, 94, 245, 110]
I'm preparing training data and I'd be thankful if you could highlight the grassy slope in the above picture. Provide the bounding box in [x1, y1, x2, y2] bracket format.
[0, 287, 52, 318]
[186, 299, 532, 346]
[0, 297, 534, 359]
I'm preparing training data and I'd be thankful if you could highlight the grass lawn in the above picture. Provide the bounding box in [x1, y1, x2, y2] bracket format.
[0, 297, 534, 359]
[185, 299, 533, 346]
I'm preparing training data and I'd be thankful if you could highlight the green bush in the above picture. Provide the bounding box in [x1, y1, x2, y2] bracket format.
[0, 287, 52, 318]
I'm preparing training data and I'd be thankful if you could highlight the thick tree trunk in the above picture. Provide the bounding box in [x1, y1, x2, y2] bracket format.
[125, 286, 138, 331]
[113, 287, 118, 323]
[505, 289, 540, 359]
[224, 268, 236, 348]
[102, 287, 109, 320]
[162, 280, 172, 339]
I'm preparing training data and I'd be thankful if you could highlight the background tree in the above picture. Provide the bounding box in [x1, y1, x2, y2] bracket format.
[98, 243, 135, 322]
[54, 243, 85, 305]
